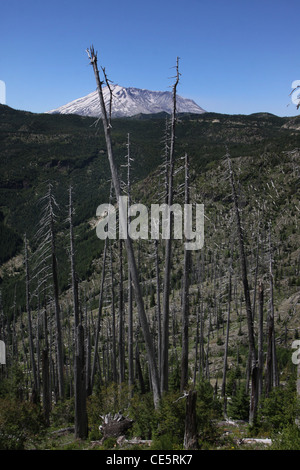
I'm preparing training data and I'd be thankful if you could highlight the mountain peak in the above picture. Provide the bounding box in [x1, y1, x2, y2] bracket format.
[46, 85, 206, 118]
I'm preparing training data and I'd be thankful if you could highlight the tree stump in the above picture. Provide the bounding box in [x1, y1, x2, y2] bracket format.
[99, 412, 133, 439]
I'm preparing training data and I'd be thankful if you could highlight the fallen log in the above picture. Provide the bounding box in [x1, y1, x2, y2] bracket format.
[238, 438, 272, 446]
[51, 426, 75, 435]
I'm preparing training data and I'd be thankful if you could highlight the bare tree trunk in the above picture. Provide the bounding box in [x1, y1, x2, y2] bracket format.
[91, 236, 108, 389]
[221, 260, 232, 416]
[118, 239, 125, 384]
[227, 156, 257, 424]
[48, 187, 64, 401]
[257, 281, 264, 399]
[184, 390, 198, 449]
[193, 303, 200, 386]
[135, 342, 146, 394]
[180, 153, 191, 392]
[252, 232, 260, 321]
[74, 324, 88, 438]
[69, 187, 88, 439]
[24, 234, 39, 401]
[87, 47, 160, 407]
[42, 348, 50, 426]
[110, 242, 118, 383]
[155, 240, 162, 379]
[161, 57, 180, 393]
[126, 133, 134, 393]
[265, 226, 279, 396]
[205, 309, 211, 381]
[85, 299, 92, 396]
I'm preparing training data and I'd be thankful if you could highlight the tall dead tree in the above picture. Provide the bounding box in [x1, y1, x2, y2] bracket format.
[24, 234, 39, 401]
[35, 184, 64, 400]
[257, 281, 264, 399]
[221, 256, 232, 416]
[227, 156, 258, 424]
[155, 240, 162, 378]
[161, 57, 180, 393]
[125, 134, 134, 392]
[109, 242, 118, 383]
[87, 46, 161, 407]
[91, 235, 108, 389]
[265, 225, 279, 396]
[68, 187, 88, 439]
[180, 153, 191, 392]
[118, 239, 125, 384]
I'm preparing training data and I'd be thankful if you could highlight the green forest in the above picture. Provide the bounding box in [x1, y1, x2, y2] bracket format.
[0, 59, 300, 451]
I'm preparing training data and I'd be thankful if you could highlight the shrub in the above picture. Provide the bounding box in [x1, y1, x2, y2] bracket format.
[151, 391, 186, 447]
[271, 424, 300, 450]
[128, 392, 156, 440]
[227, 385, 249, 421]
[50, 398, 74, 428]
[257, 381, 300, 433]
[196, 381, 222, 447]
[0, 398, 45, 450]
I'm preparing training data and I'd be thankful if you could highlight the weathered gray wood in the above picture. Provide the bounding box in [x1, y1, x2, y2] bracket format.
[184, 390, 198, 449]
[180, 153, 191, 392]
[227, 156, 258, 424]
[99, 413, 133, 439]
[42, 348, 51, 426]
[161, 57, 180, 393]
[87, 46, 160, 408]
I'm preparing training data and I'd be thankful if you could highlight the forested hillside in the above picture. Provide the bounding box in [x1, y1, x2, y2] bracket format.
[0, 96, 300, 450]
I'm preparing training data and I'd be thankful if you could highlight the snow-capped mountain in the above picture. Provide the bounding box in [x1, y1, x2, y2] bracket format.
[46, 85, 205, 118]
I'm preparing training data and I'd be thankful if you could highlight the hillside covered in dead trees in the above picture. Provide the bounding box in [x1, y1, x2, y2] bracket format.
[0, 54, 300, 451]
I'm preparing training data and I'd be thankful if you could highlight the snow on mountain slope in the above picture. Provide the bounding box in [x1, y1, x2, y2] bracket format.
[46, 85, 205, 118]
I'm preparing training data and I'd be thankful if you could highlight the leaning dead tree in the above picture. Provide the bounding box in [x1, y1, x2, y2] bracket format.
[86, 46, 161, 408]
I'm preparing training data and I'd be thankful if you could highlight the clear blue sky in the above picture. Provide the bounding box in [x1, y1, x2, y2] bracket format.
[1, 0, 299, 116]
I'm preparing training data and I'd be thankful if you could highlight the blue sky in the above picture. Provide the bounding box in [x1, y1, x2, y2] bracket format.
[1, 0, 299, 116]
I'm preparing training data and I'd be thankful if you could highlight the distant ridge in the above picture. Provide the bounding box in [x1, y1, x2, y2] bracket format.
[46, 85, 206, 118]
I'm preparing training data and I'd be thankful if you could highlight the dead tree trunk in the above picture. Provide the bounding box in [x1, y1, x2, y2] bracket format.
[265, 226, 279, 396]
[161, 57, 180, 393]
[257, 281, 264, 399]
[227, 156, 258, 424]
[221, 259, 232, 416]
[42, 348, 50, 426]
[91, 235, 108, 389]
[118, 239, 125, 384]
[184, 390, 198, 449]
[155, 240, 162, 379]
[87, 47, 160, 407]
[69, 187, 88, 439]
[74, 324, 88, 438]
[24, 234, 39, 401]
[47, 186, 64, 401]
[180, 153, 191, 392]
[126, 134, 134, 393]
[110, 242, 118, 383]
